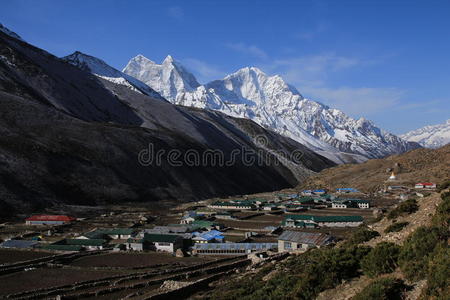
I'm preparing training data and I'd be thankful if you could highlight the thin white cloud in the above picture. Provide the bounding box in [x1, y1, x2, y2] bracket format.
[226, 43, 268, 60]
[395, 99, 450, 114]
[302, 86, 404, 117]
[264, 53, 361, 87]
[181, 58, 225, 83]
[293, 21, 329, 40]
[258, 53, 406, 117]
[168, 6, 184, 20]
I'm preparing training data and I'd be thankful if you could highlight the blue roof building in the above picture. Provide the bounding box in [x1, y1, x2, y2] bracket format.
[192, 230, 224, 243]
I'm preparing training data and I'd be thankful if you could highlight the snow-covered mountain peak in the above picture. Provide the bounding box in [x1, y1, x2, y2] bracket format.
[0, 23, 24, 41]
[123, 54, 420, 162]
[64, 51, 116, 77]
[62, 51, 164, 100]
[132, 54, 156, 65]
[123, 54, 200, 100]
[162, 54, 174, 64]
[401, 120, 450, 148]
[217, 66, 304, 108]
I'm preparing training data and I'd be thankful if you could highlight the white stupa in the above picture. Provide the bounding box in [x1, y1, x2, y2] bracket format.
[388, 172, 397, 181]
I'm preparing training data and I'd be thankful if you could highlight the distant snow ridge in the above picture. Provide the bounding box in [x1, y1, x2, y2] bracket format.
[401, 120, 450, 148]
[123, 54, 200, 101]
[0, 23, 24, 41]
[62, 52, 165, 100]
[123, 55, 419, 162]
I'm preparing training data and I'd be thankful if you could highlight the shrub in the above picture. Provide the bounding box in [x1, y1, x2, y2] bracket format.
[387, 199, 418, 219]
[361, 242, 401, 277]
[421, 245, 450, 299]
[345, 227, 380, 245]
[398, 226, 446, 280]
[432, 192, 450, 228]
[209, 246, 370, 300]
[384, 221, 409, 233]
[352, 277, 407, 300]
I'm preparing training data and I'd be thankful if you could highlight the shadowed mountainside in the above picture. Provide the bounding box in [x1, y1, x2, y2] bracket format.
[0, 30, 335, 217]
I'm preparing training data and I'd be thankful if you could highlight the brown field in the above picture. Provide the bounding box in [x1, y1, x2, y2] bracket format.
[245, 214, 285, 222]
[0, 249, 53, 265]
[0, 268, 126, 296]
[70, 252, 213, 268]
[221, 220, 273, 229]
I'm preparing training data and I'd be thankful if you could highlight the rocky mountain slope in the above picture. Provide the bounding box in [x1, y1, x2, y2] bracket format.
[0, 23, 23, 41]
[299, 143, 450, 193]
[400, 119, 450, 148]
[123, 55, 420, 163]
[63, 51, 165, 100]
[0, 27, 335, 216]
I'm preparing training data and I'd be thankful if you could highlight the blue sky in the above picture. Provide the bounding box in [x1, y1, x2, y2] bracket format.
[2, 0, 449, 134]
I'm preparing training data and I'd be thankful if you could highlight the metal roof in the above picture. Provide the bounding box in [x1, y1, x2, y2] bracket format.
[152, 225, 201, 233]
[284, 214, 363, 223]
[142, 229, 193, 239]
[0, 240, 39, 248]
[278, 231, 333, 246]
[142, 234, 182, 243]
[60, 239, 107, 246]
[26, 215, 75, 222]
[193, 243, 278, 251]
[192, 230, 224, 241]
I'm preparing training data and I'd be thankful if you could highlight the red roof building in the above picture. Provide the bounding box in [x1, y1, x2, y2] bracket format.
[25, 215, 76, 225]
[415, 182, 436, 189]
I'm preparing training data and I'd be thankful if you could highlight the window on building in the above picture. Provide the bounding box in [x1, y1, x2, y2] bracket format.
[284, 242, 292, 249]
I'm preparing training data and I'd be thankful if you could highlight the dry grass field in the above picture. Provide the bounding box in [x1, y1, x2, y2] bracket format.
[70, 252, 213, 268]
[0, 249, 52, 265]
[0, 268, 126, 296]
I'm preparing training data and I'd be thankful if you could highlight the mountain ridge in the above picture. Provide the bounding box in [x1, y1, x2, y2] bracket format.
[0, 27, 335, 215]
[400, 119, 450, 148]
[123, 54, 420, 162]
[63, 51, 165, 100]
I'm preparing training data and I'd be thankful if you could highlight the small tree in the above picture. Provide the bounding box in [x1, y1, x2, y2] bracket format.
[398, 226, 444, 280]
[422, 245, 450, 299]
[361, 242, 400, 277]
[346, 227, 380, 245]
[388, 199, 418, 219]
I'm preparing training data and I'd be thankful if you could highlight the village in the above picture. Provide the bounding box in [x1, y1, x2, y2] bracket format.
[0, 177, 439, 298]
